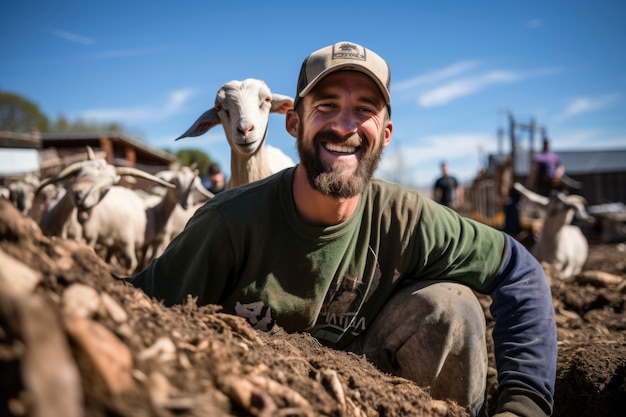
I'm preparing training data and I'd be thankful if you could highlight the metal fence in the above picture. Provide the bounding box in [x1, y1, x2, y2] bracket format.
[463, 179, 504, 229]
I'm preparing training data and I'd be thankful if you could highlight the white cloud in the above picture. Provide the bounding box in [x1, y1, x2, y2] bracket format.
[394, 59, 562, 108]
[377, 132, 496, 186]
[392, 61, 478, 91]
[44, 27, 93, 45]
[416, 66, 561, 108]
[76, 88, 199, 123]
[418, 70, 521, 107]
[554, 94, 621, 123]
[550, 128, 626, 150]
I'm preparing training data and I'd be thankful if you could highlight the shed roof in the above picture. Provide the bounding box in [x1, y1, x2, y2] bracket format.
[40, 132, 177, 165]
[0, 131, 41, 149]
[490, 148, 626, 176]
[558, 150, 626, 175]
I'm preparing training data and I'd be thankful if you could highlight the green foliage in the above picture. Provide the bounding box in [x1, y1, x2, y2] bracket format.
[49, 114, 125, 134]
[0, 91, 49, 132]
[174, 148, 213, 174]
[0, 90, 128, 135]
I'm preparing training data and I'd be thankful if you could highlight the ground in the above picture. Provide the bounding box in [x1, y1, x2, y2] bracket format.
[1, 198, 625, 417]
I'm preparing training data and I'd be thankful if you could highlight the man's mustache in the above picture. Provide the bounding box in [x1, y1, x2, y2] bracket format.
[314, 130, 363, 148]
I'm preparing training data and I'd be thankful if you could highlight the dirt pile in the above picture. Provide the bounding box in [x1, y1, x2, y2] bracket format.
[1, 198, 625, 417]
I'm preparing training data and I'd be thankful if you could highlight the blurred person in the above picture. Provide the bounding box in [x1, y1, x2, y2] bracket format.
[205, 162, 226, 194]
[433, 161, 462, 209]
[526, 138, 564, 197]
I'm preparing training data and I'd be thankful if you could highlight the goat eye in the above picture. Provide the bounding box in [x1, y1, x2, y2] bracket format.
[216, 105, 229, 117]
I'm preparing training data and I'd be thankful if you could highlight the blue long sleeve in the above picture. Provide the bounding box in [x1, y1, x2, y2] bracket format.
[487, 234, 556, 416]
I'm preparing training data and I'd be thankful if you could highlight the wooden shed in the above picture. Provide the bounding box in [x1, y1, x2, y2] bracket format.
[467, 147, 626, 238]
[38, 132, 179, 191]
[487, 148, 626, 206]
[0, 131, 41, 178]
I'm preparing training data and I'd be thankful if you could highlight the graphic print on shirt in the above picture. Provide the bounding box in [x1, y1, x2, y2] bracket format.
[312, 245, 382, 344]
[321, 277, 366, 327]
[234, 301, 275, 331]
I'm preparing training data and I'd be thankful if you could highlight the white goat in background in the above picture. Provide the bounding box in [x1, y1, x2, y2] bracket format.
[36, 147, 177, 273]
[5, 173, 40, 215]
[35, 183, 82, 240]
[150, 173, 214, 260]
[514, 182, 591, 281]
[175, 78, 295, 188]
[140, 166, 214, 266]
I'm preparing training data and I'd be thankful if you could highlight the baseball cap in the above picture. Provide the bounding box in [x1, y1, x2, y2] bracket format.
[294, 41, 391, 111]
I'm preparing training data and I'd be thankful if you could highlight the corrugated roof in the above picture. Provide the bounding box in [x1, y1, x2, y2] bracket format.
[40, 132, 177, 163]
[490, 148, 626, 176]
[0, 131, 41, 149]
[558, 150, 626, 175]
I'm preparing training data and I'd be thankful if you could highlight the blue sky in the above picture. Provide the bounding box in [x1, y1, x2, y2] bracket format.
[2, 1, 625, 188]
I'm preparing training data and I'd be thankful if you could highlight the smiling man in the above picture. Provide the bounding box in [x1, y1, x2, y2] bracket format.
[129, 41, 556, 417]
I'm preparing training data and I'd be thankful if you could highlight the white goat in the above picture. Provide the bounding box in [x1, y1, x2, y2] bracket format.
[77, 164, 212, 273]
[150, 173, 214, 259]
[36, 184, 82, 240]
[80, 186, 149, 272]
[140, 166, 214, 266]
[6, 173, 40, 215]
[36, 148, 177, 273]
[176, 78, 295, 188]
[513, 182, 591, 281]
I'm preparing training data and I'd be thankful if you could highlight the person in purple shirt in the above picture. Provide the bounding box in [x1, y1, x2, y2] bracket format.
[527, 138, 564, 197]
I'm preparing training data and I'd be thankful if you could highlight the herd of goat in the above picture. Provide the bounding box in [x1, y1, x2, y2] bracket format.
[1, 78, 593, 281]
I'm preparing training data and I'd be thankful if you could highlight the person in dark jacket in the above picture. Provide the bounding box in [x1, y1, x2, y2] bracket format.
[433, 161, 461, 209]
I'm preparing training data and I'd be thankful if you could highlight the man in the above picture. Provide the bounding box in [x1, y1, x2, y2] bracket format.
[433, 161, 461, 209]
[129, 41, 556, 417]
[205, 162, 226, 194]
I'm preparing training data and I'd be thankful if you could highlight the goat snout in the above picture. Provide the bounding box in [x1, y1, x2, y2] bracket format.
[237, 121, 255, 139]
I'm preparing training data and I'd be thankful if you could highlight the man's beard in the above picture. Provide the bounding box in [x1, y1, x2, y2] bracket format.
[297, 128, 384, 198]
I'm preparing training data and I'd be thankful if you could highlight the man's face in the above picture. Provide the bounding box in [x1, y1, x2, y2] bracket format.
[287, 71, 392, 198]
[209, 172, 223, 186]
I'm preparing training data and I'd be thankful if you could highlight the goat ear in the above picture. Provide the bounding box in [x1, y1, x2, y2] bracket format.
[571, 200, 591, 221]
[270, 94, 294, 114]
[513, 182, 550, 207]
[175, 108, 221, 140]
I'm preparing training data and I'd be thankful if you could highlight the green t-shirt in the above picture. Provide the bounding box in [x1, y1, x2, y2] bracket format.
[132, 167, 505, 348]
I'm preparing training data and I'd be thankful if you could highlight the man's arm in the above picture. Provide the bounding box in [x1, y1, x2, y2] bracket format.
[487, 234, 556, 417]
[128, 206, 233, 307]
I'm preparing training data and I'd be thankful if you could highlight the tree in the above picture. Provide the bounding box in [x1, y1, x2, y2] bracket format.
[0, 91, 49, 132]
[0, 90, 126, 135]
[168, 148, 214, 175]
[48, 115, 124, 134]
